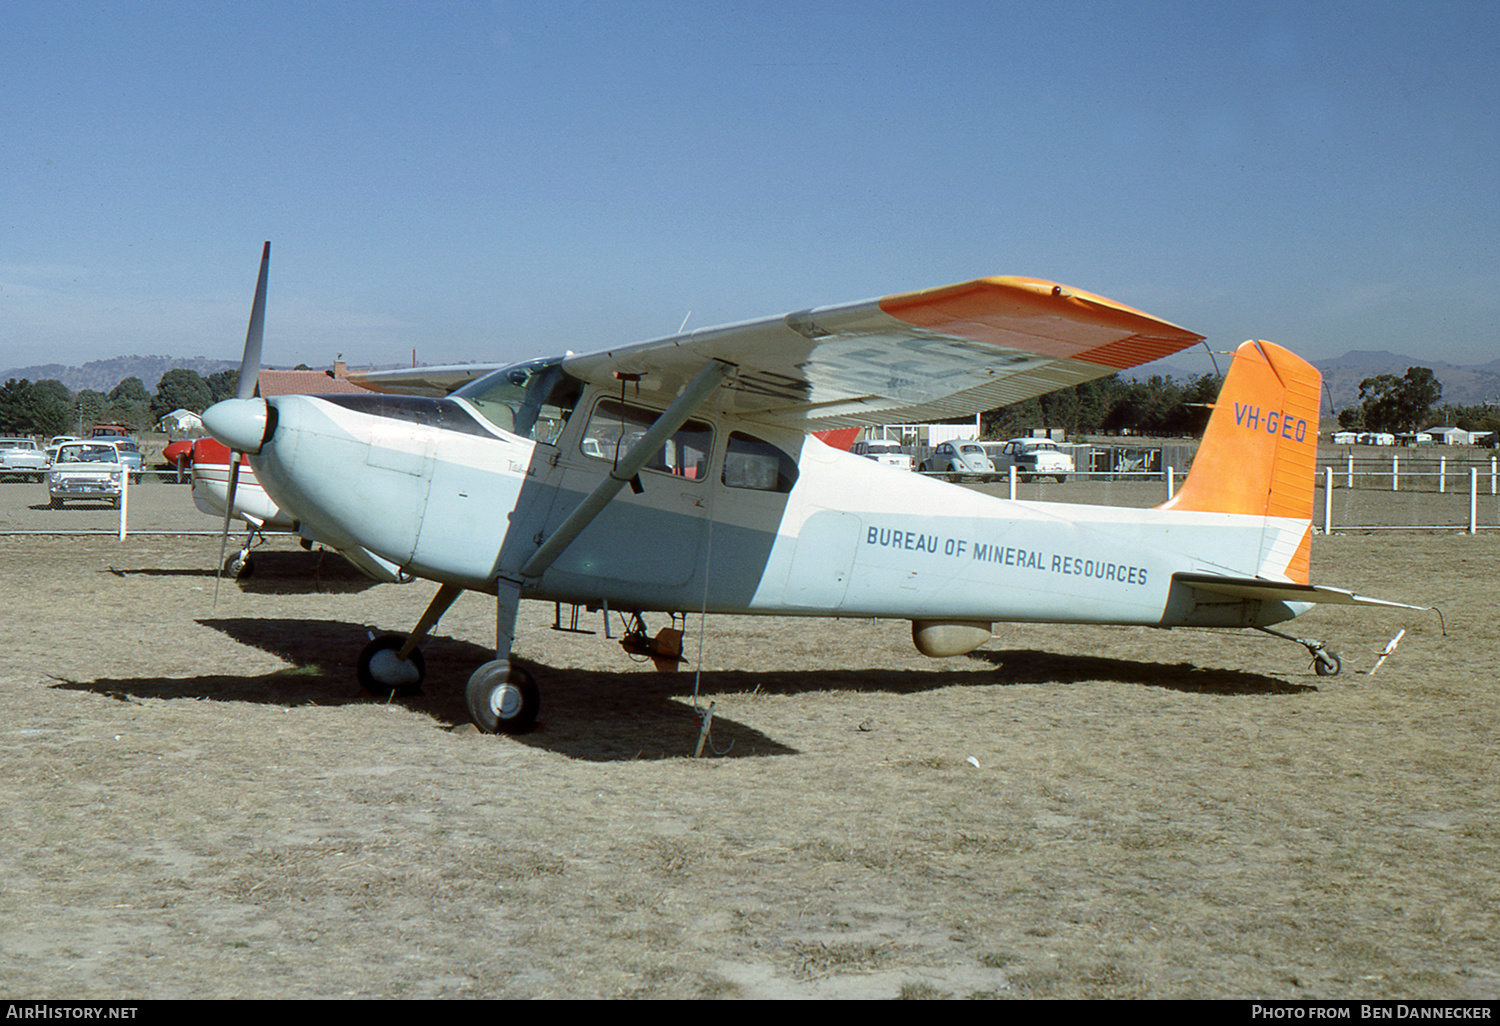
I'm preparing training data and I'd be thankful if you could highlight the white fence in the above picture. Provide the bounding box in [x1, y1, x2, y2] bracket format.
[1316, 456, 1500, 533]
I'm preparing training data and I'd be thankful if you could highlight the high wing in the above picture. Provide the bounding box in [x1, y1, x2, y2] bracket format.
[352, 276, 1205, 429]
[347, 363, 498, 397]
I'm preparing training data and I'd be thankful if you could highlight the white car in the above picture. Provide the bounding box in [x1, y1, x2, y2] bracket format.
[46, 441, 126, 509]
[1, 437, 49, 482]
[981, 438, 1075, 483]
[851, 439, 913, 470]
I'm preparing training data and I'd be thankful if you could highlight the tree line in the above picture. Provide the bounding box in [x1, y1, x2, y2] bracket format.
[4, 362, 1493, 443]
[0, 368, 239, 437]
[1336, 367, 1499, 437]
[979, 373, 1224, 440]
[979, 365, 1498, 442]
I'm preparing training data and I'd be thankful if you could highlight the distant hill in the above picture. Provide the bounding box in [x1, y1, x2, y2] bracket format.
[1, 356, 241, 393]
[1312, 352, 1500, 413]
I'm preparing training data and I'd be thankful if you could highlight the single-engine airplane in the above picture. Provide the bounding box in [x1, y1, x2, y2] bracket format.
[204, 243, 1424, 734]
[186, 436, 295, 578]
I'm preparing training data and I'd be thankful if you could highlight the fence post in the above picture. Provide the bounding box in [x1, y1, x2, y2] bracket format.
[1492, 456, 1497, 496]
[1346, 453, 1354, 489]
[1008, 464, 1016, 501]
[1439, 455, 1446, 494]
[118, 466, 128, 541]
[1324, 465, 1333, 534]
[1166, 466, 1175, 499]
[1393, 454, 1399, 492]
[1471, 467, 1479, 535]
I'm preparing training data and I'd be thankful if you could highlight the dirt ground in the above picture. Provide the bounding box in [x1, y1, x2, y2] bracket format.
[0, 478, 1496, 999]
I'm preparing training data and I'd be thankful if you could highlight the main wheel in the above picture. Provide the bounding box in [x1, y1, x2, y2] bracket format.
[357, 633, 425, 696]
[223, 551, 255, 579]
[465, 661, 540, 734]
[1313, 649, 1342, 676]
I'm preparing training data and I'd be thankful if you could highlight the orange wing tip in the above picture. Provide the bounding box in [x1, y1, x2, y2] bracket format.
[877, 276, 1204, 363]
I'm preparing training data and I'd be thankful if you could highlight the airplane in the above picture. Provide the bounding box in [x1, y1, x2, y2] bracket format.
[184, 436, 295, 578]
[203, 242, 1425, 734]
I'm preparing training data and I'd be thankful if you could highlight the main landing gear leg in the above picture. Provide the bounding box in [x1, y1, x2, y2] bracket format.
[223, 518, 267, 579]
[357, 582, 463, 697]
[1254, 625, 1342, 676]
[465, 577, 539, 734]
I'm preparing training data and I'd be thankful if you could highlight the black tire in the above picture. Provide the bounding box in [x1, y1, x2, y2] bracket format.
[465, 661, 540, 734]
[1313, 650, 1342, 677]
[357, 633, 425, 696]
[1054, 474, 1068, 483]
[223, 553, 255, 579]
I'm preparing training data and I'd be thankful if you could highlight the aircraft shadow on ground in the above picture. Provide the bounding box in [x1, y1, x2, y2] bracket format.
[102, 549, 381, 594]
[50, 619, 1310, 762]
[964, 648, 1314, 696]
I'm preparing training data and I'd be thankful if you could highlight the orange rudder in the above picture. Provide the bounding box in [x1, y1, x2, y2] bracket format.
[1159, 341, 1321, 583]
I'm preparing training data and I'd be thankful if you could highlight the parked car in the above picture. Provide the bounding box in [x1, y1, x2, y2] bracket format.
[920, 441, 994, 481]
[851, 439, 914, 471]
[1, 437, 49, 481]
[980, 438, 1075, 483]
[46, 441, 125, 509]
[110, 439, 147, 482]
[45, 435, 81, 458]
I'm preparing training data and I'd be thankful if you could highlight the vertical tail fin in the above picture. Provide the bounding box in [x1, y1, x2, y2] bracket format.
[1159, 341, 1321, 583]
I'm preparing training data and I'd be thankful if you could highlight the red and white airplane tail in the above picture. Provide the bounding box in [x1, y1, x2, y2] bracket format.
[1159, 340, 1321, 584]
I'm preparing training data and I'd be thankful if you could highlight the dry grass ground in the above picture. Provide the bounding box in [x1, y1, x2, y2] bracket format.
[0, 478, 1496, 999]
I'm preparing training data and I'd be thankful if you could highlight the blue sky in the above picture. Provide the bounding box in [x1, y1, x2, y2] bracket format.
[4, 0, 1497, 377]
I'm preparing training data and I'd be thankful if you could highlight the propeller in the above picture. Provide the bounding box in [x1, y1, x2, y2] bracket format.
[213, 241, 270, 604]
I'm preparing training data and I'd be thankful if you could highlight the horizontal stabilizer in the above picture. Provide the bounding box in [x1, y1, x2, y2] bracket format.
[1174, 572, 1428, 611]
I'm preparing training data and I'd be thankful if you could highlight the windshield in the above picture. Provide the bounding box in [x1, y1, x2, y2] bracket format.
[57, 445, 119, 464]
[452, 359, 581, 443]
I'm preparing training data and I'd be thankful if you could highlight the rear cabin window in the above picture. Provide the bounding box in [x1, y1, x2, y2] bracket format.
[580, 399, 713, 481]
[722, 432, 797, 493]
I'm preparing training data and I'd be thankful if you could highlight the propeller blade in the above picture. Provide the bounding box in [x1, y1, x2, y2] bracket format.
[214, 456, 243, 606]
[215, 241, 270, 603]
[236, 241, 270, 401]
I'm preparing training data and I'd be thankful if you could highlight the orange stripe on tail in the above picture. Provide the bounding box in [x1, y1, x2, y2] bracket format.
[1159, 341, 1321, 583]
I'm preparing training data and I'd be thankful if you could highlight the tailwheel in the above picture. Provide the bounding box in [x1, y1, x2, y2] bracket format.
[357, 633, 425, 697]
[1254, 626, 1341, 677]
[466, 660, 540, 734]
[1313, 648, 1342, 676]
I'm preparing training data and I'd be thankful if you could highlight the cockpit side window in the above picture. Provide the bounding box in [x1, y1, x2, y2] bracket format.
[580, 398, 713, 481]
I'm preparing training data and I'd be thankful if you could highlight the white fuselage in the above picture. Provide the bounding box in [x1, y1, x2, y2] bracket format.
[248, 386, 1307, 630]
[191, 459, 294, 529]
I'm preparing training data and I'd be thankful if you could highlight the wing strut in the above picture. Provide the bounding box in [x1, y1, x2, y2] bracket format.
[486, 358, 736, 670]
[515, 358, 735, 582]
